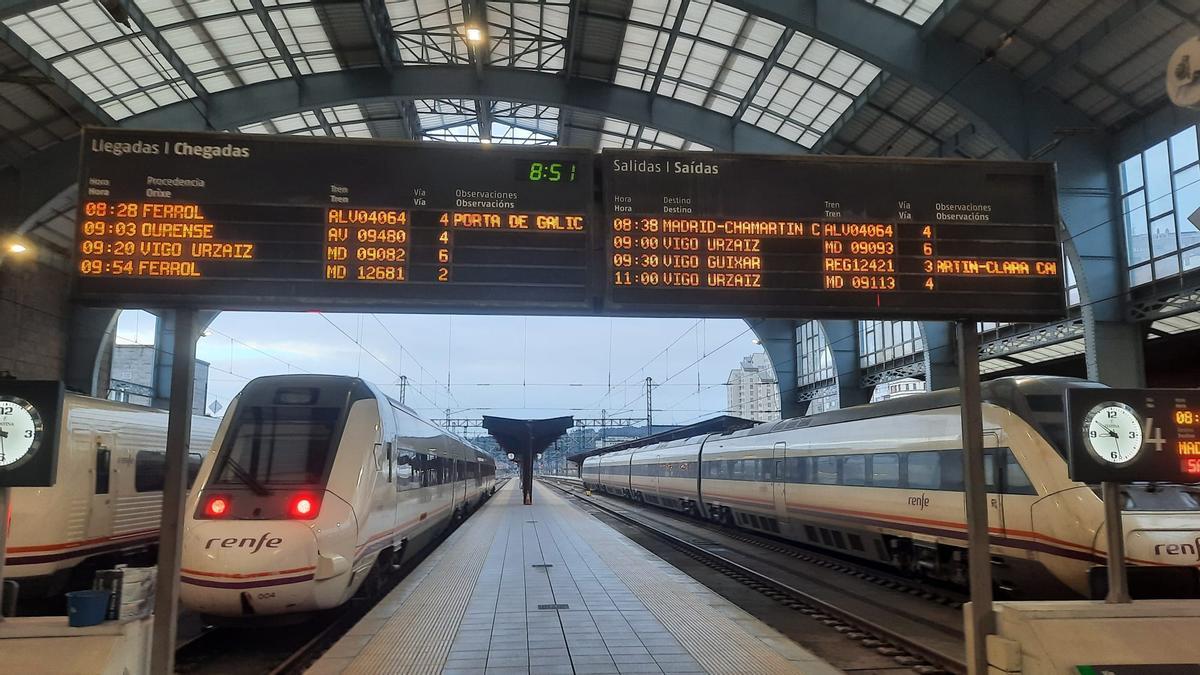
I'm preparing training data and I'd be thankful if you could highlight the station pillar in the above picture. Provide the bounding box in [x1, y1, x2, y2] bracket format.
[748, 319, 803, 419]
[820, 320, 870, 409]
[922, 322, 958, 391]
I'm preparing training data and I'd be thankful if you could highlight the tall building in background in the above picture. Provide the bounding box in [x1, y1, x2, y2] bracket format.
[726, 352, 781, 422]
[109, 344, 210, 415]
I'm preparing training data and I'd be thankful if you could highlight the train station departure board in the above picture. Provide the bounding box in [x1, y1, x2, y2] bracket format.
[74, 129, 592, 311]
[600, 150, 1066, 320]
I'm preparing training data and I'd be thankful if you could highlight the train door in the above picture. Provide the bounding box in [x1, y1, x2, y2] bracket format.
[771, 442, 787, 520]
[983, 432, 1004, 537]
[85, 431, 116, 541]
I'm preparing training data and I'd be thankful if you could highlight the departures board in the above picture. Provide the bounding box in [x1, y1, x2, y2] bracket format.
[600, 150, 1066, 321]
[74, 129, 592, 312]
[73, 129, 1067, 322]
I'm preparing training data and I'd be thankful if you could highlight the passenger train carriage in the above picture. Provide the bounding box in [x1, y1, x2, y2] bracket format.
[180, 375, 495, 619]
[583, 376, 1200, 599]
[7, 394, 219, 596]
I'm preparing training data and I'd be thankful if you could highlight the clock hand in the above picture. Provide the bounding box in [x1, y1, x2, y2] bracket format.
[1099, 423, 1120, 438]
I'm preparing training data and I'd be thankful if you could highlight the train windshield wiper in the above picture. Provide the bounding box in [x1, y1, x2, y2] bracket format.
[223, 457, 272, 496]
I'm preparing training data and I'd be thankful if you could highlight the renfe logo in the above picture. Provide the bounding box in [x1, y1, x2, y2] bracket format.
[206, 533, 283, 554]
[1153, 538, 1200, 560]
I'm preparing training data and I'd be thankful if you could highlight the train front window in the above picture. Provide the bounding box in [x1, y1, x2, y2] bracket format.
[214, 406, 341, 487]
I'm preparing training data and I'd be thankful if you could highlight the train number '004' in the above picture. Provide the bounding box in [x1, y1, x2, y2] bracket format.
[256, 592, 276, 600]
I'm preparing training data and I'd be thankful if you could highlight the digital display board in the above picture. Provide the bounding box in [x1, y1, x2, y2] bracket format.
[74, 129, 592, 311]
[600, 150, 1066, 320]
[1067, 387, 1200, 483]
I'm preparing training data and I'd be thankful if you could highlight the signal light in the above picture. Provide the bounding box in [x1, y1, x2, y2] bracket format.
[289, 495, 320, 519]
[204, 495, 230, 518]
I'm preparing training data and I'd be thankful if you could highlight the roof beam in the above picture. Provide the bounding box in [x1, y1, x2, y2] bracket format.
[0, 23, 115, 126]
[1023, 0, 1159, 94]
[249, 0, 334, 135]
[115, 0, 211, 111]
[732, 28, 792, 122]
[559, 0, 584, 145]
[360, 0, 419, 139]
[463, 0, 490, 141]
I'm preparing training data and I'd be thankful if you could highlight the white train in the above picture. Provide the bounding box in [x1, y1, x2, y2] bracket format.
[7, 394, 219, 597]
[180, 375, 496, 619]
[583, 376, 1200, 599]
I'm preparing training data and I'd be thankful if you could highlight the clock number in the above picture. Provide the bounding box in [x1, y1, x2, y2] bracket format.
[1129, 431, 1137, 439]
[1111, 452, 1119, 460]
[0, 405, 11, 415]
[1089, 430, 1098, 438]
[1107, 409, 1118, 418]
[24, 429, 32, 438]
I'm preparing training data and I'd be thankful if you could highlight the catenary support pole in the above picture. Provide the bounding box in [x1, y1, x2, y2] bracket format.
[150, 308, 197, 675]
[1103, 480, 1131, 603]
[957, 321, 993, 675]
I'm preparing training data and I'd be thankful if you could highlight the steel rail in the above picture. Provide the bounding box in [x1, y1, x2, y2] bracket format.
[542, 477, 966, 675]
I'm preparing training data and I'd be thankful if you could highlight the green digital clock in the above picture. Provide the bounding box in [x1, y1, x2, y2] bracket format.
[518, 160, 578, 183]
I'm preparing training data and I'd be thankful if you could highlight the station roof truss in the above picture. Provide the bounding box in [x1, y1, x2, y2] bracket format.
[4, 0, 1200, 385]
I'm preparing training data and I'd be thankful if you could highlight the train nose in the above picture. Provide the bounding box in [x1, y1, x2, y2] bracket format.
[1127, 529, 1200, 564]
[180, 521, 320, 617]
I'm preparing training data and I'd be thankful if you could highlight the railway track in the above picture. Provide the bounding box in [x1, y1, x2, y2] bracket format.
[177, 478, 512, 675]
[541, 476, 966, 675]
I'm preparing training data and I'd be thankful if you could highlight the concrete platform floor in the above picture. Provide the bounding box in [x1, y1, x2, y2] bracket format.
[307, 480, 838, 675]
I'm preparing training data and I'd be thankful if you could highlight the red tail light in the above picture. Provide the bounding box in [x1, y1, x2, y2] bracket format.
[289, 494, 320, 519]
[204, 495, 230, 518]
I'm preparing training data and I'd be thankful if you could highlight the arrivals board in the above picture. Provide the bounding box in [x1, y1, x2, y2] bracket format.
[600, 150, 1066, 320]
[74, 129, 592, 311]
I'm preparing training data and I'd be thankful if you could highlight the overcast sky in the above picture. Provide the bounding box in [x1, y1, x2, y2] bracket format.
[115, 310, 762, 426]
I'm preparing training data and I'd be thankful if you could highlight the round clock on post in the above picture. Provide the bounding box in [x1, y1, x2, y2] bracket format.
[0, 395, 44, 469]
[1082, 401, 1144, 467]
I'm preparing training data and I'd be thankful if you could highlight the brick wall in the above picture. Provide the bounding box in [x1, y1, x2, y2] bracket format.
[0, 255, 71, 380]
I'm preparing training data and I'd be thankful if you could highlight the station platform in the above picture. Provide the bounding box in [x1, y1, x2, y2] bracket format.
[307, 480, 834, 675]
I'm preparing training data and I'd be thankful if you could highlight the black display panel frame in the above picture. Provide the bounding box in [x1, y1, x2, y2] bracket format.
[1066, 387, 1200, 483]
[599, 150, 1067, 321]
[73, 128, 597, 313]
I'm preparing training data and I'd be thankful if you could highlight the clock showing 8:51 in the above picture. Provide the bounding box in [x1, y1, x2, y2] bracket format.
[0, 395, 43, 468]
[1083, 401, 1144, 466]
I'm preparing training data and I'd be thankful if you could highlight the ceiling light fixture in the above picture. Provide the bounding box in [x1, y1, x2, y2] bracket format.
[465, 27, 483, 43]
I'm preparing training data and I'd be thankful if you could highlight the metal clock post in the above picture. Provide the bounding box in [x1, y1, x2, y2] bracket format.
[149, 308, 197, 675]
[956, 321, 994, 675]
[0, 485, 9, 620]
[1103, 481, 1131, 603]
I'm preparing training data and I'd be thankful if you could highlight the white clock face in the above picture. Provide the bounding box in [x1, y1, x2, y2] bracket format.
[0, 396, 42, 467]
[1083, 402, 1144, 465]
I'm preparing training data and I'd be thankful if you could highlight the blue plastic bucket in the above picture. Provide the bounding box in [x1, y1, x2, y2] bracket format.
[66, 589, 111, 627]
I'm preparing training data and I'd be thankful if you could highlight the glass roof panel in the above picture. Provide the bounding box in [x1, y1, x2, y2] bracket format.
[615, 0, 879, 150]
[1151, 310, 1200, 335]
[599, 119, 710, 151]
[3, 0, 197, 119]
[864, 0, 943, 26]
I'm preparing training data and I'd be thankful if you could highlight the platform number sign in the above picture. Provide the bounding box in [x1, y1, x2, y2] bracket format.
[0, 381, 63, 487]
[1066, 387, 1197, 483]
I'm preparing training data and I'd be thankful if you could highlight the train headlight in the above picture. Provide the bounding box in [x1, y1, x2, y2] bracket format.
[204, 495, 231, 518]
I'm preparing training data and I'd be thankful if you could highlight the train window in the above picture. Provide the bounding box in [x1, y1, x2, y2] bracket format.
[871, 453, 900, 487]
[786, 457, 808, 483]
[906, 452, 940, 490]
[95, 445, 110, 495]
[1002, 449, 1036, 495]
[815, 456, 838, 485]
[213, 405, 340, 486]
[841, 456, 866, 486]
[394, 447, 415, 488]
[938, 450, 998, 492]
[135, 451, 166, 492]
[939, 450, 964, 491]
